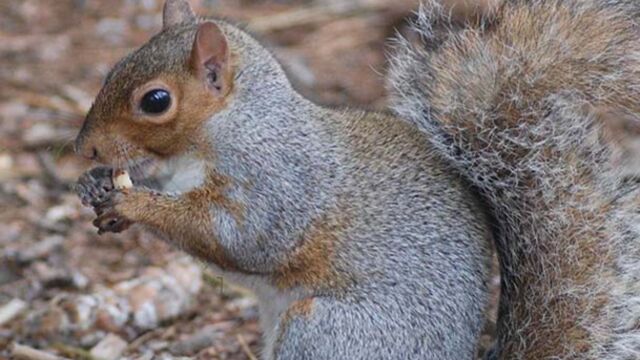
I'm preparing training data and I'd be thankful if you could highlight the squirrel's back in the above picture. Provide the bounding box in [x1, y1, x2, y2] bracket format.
[390, 0, 640, 358]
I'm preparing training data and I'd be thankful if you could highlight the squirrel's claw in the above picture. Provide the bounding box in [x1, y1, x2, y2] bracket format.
[94, 211, 133, 234]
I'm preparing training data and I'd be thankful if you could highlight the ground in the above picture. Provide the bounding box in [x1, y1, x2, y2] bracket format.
[1, 0, 508, 359]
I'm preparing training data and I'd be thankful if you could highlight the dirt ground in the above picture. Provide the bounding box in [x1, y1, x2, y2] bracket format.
[0, 0, 504, 359]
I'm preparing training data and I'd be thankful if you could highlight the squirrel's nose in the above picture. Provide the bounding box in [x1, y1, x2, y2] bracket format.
[78, 145, 99, 161]
[75, 110, 100, 160]
[75, 137, 99, 161]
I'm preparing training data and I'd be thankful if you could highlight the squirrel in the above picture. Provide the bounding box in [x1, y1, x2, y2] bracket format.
[389, 0, 640, 358]
[74, 0, 493, 359]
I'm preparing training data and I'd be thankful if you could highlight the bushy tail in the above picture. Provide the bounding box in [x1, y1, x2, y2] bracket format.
[389, 1, 640, 358]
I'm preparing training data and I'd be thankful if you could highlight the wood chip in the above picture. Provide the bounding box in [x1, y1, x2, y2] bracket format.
[0, 153, 13, 174]
[0, 298, 28, 326]
[169, 325, 221, 356]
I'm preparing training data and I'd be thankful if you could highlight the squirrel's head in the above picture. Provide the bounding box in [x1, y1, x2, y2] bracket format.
[75, 0, 235, 170]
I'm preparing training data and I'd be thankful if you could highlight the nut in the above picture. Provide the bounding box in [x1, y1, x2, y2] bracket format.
[113, 169, 133, 190]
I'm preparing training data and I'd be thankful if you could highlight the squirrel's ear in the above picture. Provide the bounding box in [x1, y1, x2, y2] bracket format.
[190, 22, 230, 96]
[163, 0, 196, 29]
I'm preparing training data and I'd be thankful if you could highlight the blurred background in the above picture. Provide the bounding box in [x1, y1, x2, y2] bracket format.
[0, 1, 432, 359]
[12, 0, 640, 359]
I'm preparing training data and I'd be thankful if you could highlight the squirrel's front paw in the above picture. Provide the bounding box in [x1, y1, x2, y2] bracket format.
[92, 191, 134, 234]
[77, 167, 134, 234]
[76, 166, 115, 209]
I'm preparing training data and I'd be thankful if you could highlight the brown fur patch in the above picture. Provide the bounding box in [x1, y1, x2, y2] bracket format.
[273, 298, 316, 356]
[273, 211, 351, 291]
[279, 298, 315, 332]
[187, 171, 245, 225]
[118, 171, 243, 271]
[287, 298, 315, 319]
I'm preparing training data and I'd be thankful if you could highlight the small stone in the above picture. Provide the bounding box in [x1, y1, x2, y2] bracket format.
[45, 205, 76, 223]
[80, 331, 107, 349]
[167, 258, 203, 294]
[71, 272, 90, 289]
[148, 340, 169, 352]
[90, 333, 128, 360]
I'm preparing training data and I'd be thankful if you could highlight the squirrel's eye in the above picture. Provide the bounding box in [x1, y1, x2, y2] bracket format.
[140, 89, 171, 114]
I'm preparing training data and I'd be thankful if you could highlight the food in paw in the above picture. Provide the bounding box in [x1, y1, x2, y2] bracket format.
[113, 169, 133, 190]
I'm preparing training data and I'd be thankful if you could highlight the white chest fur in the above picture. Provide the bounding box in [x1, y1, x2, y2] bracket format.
[220, 271, 300, 360]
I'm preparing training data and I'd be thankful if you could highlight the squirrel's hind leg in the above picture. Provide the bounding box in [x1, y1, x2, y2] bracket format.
[270, 296, 466, 360]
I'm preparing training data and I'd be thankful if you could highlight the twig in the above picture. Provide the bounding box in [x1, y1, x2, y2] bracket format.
[236, 334, 258, 360]
[11, 343, 69, 360]
[248, 2, 389, 33]
[127, 326, 166, 351]
[51, 343, 97, 360]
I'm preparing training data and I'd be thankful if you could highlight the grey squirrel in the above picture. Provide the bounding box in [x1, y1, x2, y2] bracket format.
[74, 0, 492, 359]
[75, 0, 640, 358]
[389, 0, 640, 358]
